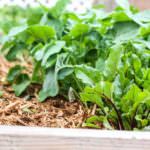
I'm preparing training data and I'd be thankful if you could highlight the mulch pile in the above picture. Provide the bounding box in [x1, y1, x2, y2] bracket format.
[0, 56, 89, 128]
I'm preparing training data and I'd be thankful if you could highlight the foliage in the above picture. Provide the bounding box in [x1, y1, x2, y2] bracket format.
[1, 0, 150, 130]
[0, 6, 43, 34]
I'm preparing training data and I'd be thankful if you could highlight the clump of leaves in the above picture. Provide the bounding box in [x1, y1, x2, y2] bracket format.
[1, 0, 150, 130]
[0, 6, 43, 34]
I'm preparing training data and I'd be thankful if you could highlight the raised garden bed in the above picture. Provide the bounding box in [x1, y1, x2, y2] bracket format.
[0, 56, 149, 149]
[0, 126, 150, 150]
[0, 0, 150, 149]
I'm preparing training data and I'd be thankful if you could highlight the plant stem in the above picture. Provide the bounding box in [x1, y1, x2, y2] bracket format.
[146, 110, 150, 118]
[101, 94, 125, 130]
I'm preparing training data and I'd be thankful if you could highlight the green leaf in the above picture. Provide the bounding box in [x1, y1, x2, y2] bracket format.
[87, 115, 114, 130]
[86, 115, 104, 123]
[49, 0, 70, 18]
[44, 54, 57, 68]
[80, 86, 104, 108]
[39, 68, 59, 102]
[27, 25, 56, 42]
[114, 22, 139, 43]
[70, 24, 89, 38]
[39, 53, 74, 102]
[34, 48, 45, 61]
[13, 74, 30, 96]
[6, 43, 26, 61]
[121, 84, 141, 112]
[8, 24, 28, 37]
[132, 54, 141, 73]
[135, 115, 149, 127]
[58, 67, 74, 80]
[2, 25, 28, 44]
[75, 65, 102, 86]
[34, 43, 53, 61]
[42, 41, 65, 67]
[7, 65, 23, 83]
[31, 62, 44, 84]
[104, 44, 123, 80]
[30, 43, 43, 55]
[96, 58, 105, 72]
[55, 53, 74, 81]
[83, 123, 100, 129]
[99, 81, 114, 99]
[139, 24, 150, 36]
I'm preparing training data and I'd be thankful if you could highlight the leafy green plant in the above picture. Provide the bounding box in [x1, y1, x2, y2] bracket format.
[0, 6, 43, 34]
[1, 0, 150, 130]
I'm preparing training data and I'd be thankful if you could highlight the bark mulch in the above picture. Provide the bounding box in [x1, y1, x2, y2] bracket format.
[0, 56, 90, 128]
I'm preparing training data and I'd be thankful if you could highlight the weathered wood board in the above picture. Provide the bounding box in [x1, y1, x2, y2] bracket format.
[0, 126, 149, 150]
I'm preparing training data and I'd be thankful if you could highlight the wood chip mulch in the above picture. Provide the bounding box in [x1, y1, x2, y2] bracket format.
[0, 56, 88, 128]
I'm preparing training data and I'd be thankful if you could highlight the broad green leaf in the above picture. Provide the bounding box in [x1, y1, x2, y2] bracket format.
[132, 54, 141, 73]
[56, 54, 74, 80]
[49, 0, 70, 18]
[111, 11, 131, 22]
[5, 43, 26, 61]
[48, 19, 64, 38]
[114, 22, 139, 43]
[139, 24, 150, 36]
[30, 43, 43, 55]
[95, 58, 105, 71]
[70, 23, 89, 38]
[34, 43, 53, 61]
[7, 65, 23, 83]
[1, 25, 28, 44]
[80, 86, 104, 108]
[135, 115, 149, 127]
[104, 44, 123, 80]
[58, 67, 74, 80]
[75, 65, 102, 86]
[85, 116, 113, 129]
[121, 84, 141, 112]
[131, 91, 150, 116]
[32, 62, 44, 84]
[8, 24, 28, 37]
[34, 48, 45, 61]
[12, 74, 30, 96]
[45, 54, 57, 68]
[39, 68, 59, 102]
[113, 75, 123, 98]
[27, 25, 56, 42]
[42, 41, 65, 67]
[99, 81, 114, 99]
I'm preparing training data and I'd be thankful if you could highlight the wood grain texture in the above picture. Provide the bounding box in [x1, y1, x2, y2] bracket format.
[0, 126, 150, 150]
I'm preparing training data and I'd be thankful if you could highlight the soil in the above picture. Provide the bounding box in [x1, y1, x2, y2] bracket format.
[0, 56, 89, 128]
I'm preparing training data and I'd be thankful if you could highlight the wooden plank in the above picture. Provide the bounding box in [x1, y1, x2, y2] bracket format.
[0, 126, 150, 150]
